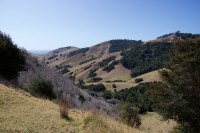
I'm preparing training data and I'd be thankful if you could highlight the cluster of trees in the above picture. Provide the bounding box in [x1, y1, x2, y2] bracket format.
[121, 42, 171, 77]
[83, 84, 106, 92]
[102, 60, 119, 72]
[68, 47, 89, 57]
[88, 68, 98, 78]
[55, 64, 72, 75]
[47, 54, 58, 60]
[108, 39, 142, 53]
[157, 31, 200, 40]
[99, 56, 116, 68]
[175, 31, 200, 39]
[157, 32, 174, 39]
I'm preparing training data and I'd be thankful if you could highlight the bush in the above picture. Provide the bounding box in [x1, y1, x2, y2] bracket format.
[119, 103, 141, 128]
[26, 77, 56, 99]
[102, 90, 113, 99]
[112, 84, 117, 88]
[91, 77, 102, 82]
[58, 100, 70, 120]
[0, 31, 26, 80]
[135, 78, 143, 83]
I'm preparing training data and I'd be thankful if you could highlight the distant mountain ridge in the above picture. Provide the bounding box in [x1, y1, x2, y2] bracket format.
[30, 50, 50, 54]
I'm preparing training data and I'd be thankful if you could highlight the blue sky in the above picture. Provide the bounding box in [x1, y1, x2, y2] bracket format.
[1, 0, 200, 50]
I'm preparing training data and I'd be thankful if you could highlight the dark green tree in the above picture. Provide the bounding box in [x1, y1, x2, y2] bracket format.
[0, 32, 26, 80]
[152, 38, 200, 132]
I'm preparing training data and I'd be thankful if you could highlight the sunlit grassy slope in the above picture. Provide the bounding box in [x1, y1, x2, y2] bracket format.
[0, 83, 141, 133]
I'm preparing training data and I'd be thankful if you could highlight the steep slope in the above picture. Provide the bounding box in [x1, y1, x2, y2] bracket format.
[0, 83, 142, 133]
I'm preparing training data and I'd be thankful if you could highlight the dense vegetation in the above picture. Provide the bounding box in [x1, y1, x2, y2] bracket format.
[113, 83, 153, 114]
[25, 77, 56, 99]
[99, 56, 116, 68]
[121, 42, 171, 77]
[0, 31, 26, 80]
[68, 47, 89, 57]
[175, 31, 200, 39]
[84, 84, 106, 92]
[103, 60, 119, 72]
[147, 38, 200, 132]
[108, 39, 142, 53]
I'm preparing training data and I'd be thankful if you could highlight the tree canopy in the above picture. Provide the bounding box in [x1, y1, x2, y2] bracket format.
[149, 38, 200, 132]
[0, 32, 26, 80]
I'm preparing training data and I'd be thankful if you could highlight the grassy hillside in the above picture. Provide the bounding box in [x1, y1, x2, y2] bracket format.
[0, 83, 176, 133]
[0, 83, 142, 133]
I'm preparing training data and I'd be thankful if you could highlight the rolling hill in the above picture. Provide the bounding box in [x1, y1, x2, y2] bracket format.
[37, 32, 200, 91]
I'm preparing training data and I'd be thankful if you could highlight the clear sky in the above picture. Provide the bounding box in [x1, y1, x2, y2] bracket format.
[1, 0, 200, 50]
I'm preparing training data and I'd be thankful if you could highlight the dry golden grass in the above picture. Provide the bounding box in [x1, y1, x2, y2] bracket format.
[139, 112, 177, 133]
[127, 69, 162, 84]
[0, 83, 142, 133]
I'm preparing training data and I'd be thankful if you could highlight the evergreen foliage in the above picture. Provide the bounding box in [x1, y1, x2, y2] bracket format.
[149, 38, 200, 132]
[26, 77, 56, 99]
[103, 60, 119, 72]
[84, 84, 106, 92]
[0, 31, 26, 80]
[68, 47, 89, 57]
[121, 42, 171, 77]
[99, 56, 116, 68]
[109, 39, 142, 53]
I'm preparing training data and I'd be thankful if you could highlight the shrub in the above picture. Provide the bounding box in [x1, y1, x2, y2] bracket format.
[112, 84, 117, 88]
[58, 100, 70, 120]
[119, 103, 141, 128]
[26, 77, 56, 99]
[91, 77, 102, 82]
[0, 31, 26, 80]
[84, 115, 108, 133]
[135, 78, 143, 83]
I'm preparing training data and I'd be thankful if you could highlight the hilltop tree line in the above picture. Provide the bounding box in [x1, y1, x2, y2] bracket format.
[121, 42, 171, 77]
[108, 39, 142, 53]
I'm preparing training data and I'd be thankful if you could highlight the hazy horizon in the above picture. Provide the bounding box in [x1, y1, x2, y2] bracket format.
[1, 0, 200, 50]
